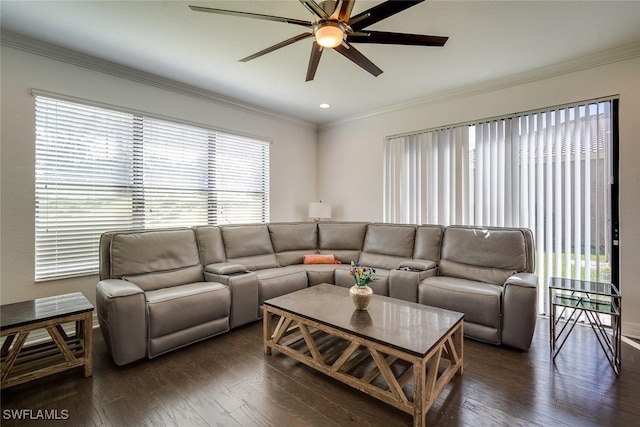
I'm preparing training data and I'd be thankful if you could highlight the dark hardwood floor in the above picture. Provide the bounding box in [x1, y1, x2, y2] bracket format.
[2, 317, 639, 426]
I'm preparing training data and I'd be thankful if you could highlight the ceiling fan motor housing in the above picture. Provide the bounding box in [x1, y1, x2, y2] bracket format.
[320, 0, 338, 15]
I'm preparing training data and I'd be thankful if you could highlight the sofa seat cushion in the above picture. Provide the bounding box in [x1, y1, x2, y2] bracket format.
[300, 263, 349, 286]
[146, 282, 230, 339]
[419, 276, 502, 331]
[256, 266, 309, 304]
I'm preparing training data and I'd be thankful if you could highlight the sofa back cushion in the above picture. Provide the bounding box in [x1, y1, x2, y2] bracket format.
[193, 226, 226, 265]
[99, 232, 116, 281]
[221, 224, 278, 270]
[438, 259, 516, 286]
[363, 224, 416, 257]
[359, 224, 416, 269]
[440, 226, 534, 283]
[414, 225, 445, 261]
[317, 222, 368, 263]
[109, 229, 202, 284]
[123, 265, 204, 292]
[268, 222, 318, 266]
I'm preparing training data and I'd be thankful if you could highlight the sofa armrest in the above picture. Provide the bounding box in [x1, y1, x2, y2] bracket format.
[204, 262, 247, 275]
[204, 271, 258, 328]
[97, 278, 143, 298]
[502, 273, 538, 350]
[504, 272, 537, 288]
[96, 279, 147, 365]
[389, 263, 437, 303]
[398, 259, 437, 272]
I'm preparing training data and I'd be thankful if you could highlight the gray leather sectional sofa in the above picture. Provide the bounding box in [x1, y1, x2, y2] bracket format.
[97, 222, 538, 366]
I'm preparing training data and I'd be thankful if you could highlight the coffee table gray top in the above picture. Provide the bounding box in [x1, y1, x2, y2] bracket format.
[264, 284, 464, 357]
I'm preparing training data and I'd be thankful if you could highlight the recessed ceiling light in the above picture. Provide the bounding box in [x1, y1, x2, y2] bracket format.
[319, 103, 331, 109]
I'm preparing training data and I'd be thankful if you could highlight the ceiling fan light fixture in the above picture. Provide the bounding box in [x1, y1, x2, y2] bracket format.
[190, 1, 448, 81]
[315, 21, 344, 48]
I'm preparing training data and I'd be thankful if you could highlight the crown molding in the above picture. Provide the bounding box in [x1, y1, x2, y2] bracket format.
[1, 30, 317, 131]
[320, 41, 640, 131]
[5, 29, 638, 134]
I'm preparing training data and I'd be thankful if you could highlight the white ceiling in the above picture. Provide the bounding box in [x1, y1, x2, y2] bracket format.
[2, 0, 640, 125]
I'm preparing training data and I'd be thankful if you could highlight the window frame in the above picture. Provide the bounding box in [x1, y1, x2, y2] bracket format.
[383, 96, 620, 313]
[34, 92, 270, 281]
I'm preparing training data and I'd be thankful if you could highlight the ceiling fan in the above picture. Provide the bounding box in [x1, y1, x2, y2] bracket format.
[189, 0, 448, 81]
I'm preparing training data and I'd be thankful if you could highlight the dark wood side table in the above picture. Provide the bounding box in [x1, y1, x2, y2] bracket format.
[1, 292, 94, 389]
[549, 277, 621, 375]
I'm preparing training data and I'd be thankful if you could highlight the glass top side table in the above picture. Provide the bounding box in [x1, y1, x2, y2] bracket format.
[1, 292, 94, 389]
[548, 277, 621, 375]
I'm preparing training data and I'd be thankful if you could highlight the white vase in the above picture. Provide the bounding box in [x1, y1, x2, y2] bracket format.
[349, 284, 373, 310]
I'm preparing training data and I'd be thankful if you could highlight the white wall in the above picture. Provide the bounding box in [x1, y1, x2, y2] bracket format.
[0, 45, 318, 306]
[2, 38, 639, 339]
[318, 57, 640, 338]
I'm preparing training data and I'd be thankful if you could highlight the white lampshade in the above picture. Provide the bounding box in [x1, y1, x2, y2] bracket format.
[315, 22, 344, 48]
[308, 202, 332, 220]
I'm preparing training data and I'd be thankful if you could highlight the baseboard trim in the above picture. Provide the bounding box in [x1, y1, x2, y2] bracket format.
[622, 336, 640, 352]
[622, 320, 640, 340]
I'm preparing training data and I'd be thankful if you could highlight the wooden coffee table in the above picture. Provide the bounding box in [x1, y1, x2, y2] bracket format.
[1, 292, 94, 389]
[263, 284, 464, 427]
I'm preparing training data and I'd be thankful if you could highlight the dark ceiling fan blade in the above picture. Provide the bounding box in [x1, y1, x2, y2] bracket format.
[333, 43, 383, 77]
[240, 33, 314, 62]
[347, 31, 448, 46]
[349, 0, 424, 31]
[305, 42, 324, 82]
[299, 0, 330, 20]
[189, 5, 312, 29]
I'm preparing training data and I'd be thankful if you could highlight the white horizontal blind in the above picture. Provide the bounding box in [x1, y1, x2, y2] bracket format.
[384, 99, 614, 314]
[139, 117, 210, 228]
[35, 98, 137, 280]
[35, 96, 269, 281]
[213, 132, 270, 224]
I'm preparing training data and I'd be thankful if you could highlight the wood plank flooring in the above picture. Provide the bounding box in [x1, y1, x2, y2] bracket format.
[1, 317, 639, 426]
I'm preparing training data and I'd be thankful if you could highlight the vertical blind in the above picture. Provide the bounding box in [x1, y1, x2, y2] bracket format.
[35, 95, 269, 281]
[384, 127, 469, 225]
[384, 99, 616, 313]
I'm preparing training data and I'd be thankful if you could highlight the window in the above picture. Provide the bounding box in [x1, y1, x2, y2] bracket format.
[35, 95, 269, 281]
[384, 98, 618, 314]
